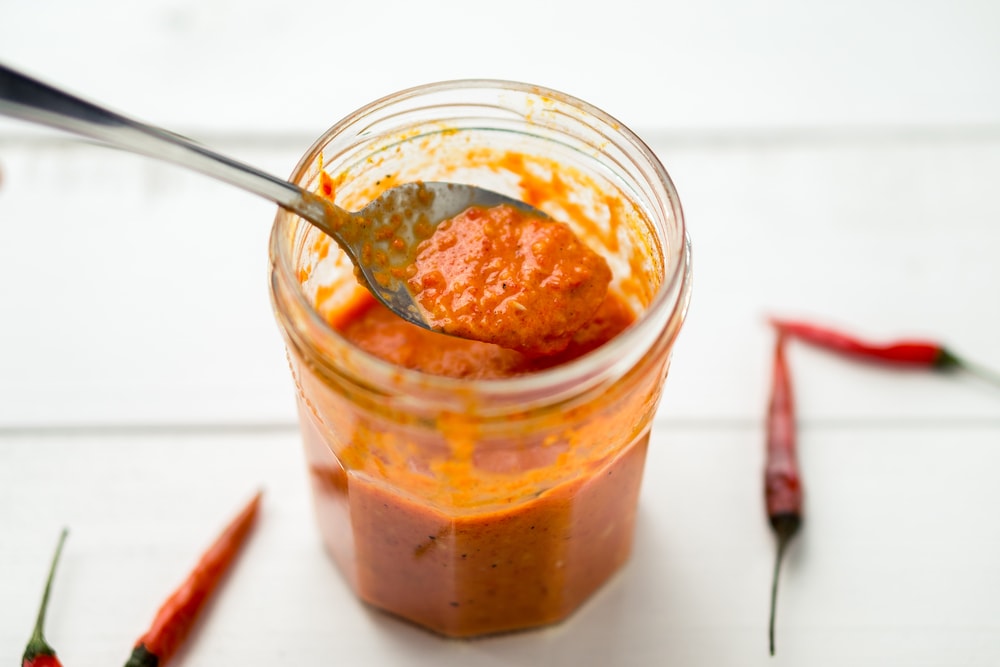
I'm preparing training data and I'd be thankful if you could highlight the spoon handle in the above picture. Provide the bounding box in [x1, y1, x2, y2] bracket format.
[0, 63, 323, 219]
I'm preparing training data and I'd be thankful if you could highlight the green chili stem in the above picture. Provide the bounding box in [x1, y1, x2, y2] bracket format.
[942, 350, 1000, 389]
[23, 529, 69, 661]
[768, 515, 799, 657]
[769, 535, 787, 656]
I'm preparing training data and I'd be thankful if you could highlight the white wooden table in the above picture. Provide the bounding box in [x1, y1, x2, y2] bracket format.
[3, 1, 1000, 665]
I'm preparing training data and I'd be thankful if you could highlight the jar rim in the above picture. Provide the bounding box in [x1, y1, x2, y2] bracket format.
[269, 79, 692, 400]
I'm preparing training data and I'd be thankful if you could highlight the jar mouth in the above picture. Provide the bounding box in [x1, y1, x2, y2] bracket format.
[269, 79, 691, 402]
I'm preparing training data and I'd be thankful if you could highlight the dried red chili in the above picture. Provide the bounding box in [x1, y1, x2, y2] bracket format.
[764, 335, 802, 656]
[22, 529, 69, 667]
[771, 318, 1000, 385]
[124, 491, 262, 667]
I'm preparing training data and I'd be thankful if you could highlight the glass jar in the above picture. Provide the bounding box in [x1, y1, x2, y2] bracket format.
[269, 80, 691, 638]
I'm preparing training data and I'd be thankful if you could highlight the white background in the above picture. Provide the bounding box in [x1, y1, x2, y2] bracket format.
[2, 1, 1000, 665]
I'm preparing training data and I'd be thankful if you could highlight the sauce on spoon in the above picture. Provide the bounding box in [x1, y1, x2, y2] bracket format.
[319, 172, 613, 354]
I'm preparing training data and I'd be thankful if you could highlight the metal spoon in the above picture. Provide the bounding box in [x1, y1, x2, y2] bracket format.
[0, 63, 542, 329]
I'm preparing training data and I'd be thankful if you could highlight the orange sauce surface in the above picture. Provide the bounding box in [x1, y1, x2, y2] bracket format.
[339, 291, 633, 380]
[408, 204, 612, 355]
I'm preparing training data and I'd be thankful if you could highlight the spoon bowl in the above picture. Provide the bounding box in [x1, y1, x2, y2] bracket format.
[323, 181, 543, 325]
[0, 64, 545, 328]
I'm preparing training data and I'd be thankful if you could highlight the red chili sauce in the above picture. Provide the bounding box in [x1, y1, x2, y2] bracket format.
[300, 172, 655, 637]
[407, 204, 612, 355]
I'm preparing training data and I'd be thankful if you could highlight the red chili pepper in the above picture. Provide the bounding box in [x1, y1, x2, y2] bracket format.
[124, 491, 262, 667]
[765, 335, 802, 656]
[771, 318, 1000, 386]
[22, 529, 69, 667]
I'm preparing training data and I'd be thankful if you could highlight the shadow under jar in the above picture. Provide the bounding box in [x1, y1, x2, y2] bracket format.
[269, 80, 692, 638]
